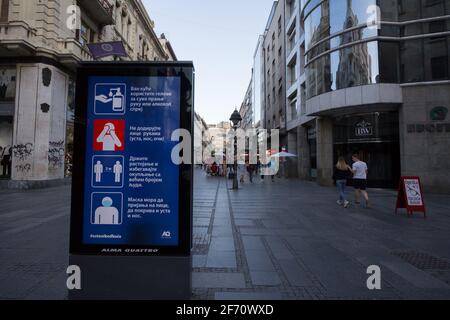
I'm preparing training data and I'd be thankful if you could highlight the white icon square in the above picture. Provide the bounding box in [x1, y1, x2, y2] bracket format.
[91, 155, 125, 189]
[94, 83, 126, 115]
[90, 192, 123, 225]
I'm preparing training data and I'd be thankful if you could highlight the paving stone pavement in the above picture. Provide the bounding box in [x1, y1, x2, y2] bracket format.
[1, 168, 450, 300]
[191, 168, 450, 300]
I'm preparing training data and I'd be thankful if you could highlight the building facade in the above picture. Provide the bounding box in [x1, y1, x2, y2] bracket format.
[0, 0, 174, 187]
[206, 122, 231, 161]
[239, 78, 253, 132]
[290, 0, 450, 192]
[159, 33, 177, 61]
[262, 1, 287, 152]
[194, 112, 208, 165]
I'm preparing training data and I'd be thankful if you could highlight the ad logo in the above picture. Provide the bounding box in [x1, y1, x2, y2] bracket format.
[161, 231, 172, 239]
[430, 106, 448, 121]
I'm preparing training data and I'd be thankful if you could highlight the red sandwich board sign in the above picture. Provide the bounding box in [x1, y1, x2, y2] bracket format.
[395, 176, 426, 218]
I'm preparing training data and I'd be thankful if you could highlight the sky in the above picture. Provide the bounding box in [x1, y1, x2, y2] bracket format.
[143, 0, 275, 124]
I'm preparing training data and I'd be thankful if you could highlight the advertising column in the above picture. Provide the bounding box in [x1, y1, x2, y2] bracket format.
[69, 62, 194, 300]
[84, 77, 180, 248]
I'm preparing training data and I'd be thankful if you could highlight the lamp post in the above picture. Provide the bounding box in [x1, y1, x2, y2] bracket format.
[230, 109, 242, 190]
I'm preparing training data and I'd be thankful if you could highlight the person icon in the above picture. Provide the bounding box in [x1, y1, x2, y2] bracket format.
[113, 160, 123, 183]
[94, 197, 120, 225]
[96, 123, 122, 151]
[94, 160, 104, 182]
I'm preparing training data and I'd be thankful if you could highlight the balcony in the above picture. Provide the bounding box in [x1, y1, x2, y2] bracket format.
[77, 0, 114, 26]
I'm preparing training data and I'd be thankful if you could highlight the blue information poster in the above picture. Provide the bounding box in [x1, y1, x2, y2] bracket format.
[82, 76, 181, 247]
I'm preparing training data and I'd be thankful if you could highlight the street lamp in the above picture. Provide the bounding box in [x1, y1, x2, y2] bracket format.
[230, 109, 242, 190]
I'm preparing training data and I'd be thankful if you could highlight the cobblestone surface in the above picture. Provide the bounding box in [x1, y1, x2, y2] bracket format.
[1, 168, 450, 299]
[191, 168, 450, 300]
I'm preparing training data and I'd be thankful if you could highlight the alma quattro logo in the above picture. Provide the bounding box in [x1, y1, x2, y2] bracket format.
[355, 120, 374, 137]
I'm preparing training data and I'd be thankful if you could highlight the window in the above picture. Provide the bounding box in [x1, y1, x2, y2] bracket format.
[0, 0, 9, 22]
[429, 20, 445, 34]
[278, 17, 282, 35]
[287, 0, 295, 18]
[289, 95, 298, 119]
[78, 22, 89, 46]
[76, 21, 97, 47]
[288, 57, 298, 86]
[301, 84, 306, 115]
[431, 56, 448, 79]
[425, 38, 448, 80]
[288, 31, 296, 52]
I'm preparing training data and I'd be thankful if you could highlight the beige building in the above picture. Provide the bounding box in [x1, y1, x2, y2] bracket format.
[0, 0, 175, 187]
[206, 122, 231, 161]
[194, 112, 208, 165]
[159, 33, 177, 61]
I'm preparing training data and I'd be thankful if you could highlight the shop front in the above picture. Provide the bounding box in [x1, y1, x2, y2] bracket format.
[333, 111, 401, 188]
[0, 66, 16, 180]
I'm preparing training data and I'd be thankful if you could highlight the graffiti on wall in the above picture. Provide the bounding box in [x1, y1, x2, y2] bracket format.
[15, 163, 32, 174]
[13, 143, 34, 161]
[48, 140, 65, 169]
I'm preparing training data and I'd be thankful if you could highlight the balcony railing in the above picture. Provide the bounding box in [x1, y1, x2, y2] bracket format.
[98, 0, 113, 14]
[77, 0, 114, 26]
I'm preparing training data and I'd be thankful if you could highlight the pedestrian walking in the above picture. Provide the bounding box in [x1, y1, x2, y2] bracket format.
[1, 146, 12, 177]
[350, 154, 371, 208]
[333, 157, 352, 208]
[239, 163, 245, 183]
[0, 146, 3, 176]
[246, 163, 256, 183]
[269, 157, 278, 182]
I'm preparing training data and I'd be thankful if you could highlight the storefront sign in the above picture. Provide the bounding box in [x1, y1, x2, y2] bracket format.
[395, 176, 426, 218]
[408, 107, 450, 134]
[407, 123, 450, 133]
[70, 62, 194, 256]
[355, 120, 374, 137]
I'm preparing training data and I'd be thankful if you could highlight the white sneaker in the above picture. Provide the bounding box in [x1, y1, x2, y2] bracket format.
[337, 200, 343, 206]
[343, 201, 350, 208]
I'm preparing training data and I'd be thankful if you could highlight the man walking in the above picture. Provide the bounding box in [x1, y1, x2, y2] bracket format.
[351, 154, 371, 208]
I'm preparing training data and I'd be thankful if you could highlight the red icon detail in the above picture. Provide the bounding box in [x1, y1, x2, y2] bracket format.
[93, 119, 125, 152]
